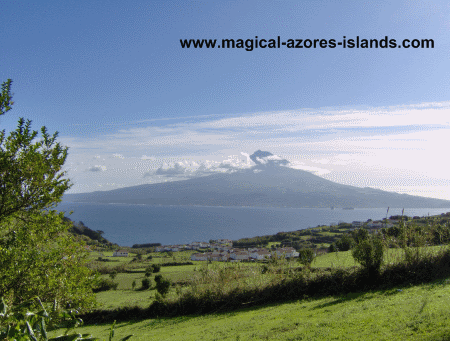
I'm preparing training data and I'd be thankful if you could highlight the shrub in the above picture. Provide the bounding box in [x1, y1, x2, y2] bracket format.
[155, 277, 171, 297]
[151, 264, 161, 273]
[154, 274, 163, 284]
[351, 228, 369, 244]
[298, 249, 315, 267]
[93, 278, 119, 293]
[0, 296, 132, 341]
[141, 278, 151, 290]
[335, 233, 355, 251]
[352, 236, 385, 275]
[144, 266, 153, 277]
[328, 243, 338, 252]
[0, 80, 96, 311]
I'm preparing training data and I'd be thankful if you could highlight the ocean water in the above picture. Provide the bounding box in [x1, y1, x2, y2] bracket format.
[57, 202, 450, 246]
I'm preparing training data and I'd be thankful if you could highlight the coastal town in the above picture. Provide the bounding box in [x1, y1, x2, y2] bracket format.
[110, 217, 405, 261]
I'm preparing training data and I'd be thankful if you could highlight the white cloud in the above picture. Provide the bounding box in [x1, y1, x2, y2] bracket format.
[87, 165, 107, 172]
[60, 101, 450, 199]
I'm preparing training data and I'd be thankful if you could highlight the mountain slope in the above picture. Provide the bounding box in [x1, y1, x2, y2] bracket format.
[64, 152, 450, 208]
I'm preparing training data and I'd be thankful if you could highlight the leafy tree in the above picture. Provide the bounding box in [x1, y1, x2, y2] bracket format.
[0, 79, 96, 310]
[335, 233, 355, 251]
[141, 278, 151, 290]
[154, 274, 163, 283]
[145, 266, 153, 278]
[328, 243, 338, 252]
[298, 248, 315, 267]
[352, 235, 385, 275]
[0, 79, 13, 116]
[155, 276, 171, 297]
[151, 264, 161, 273]
[351, 228, 369, 244]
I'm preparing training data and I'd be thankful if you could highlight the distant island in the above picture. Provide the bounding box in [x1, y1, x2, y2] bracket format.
[64, 150, 450, 209]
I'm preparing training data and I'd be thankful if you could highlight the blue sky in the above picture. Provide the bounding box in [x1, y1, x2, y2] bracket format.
[1, 1, 450, 199]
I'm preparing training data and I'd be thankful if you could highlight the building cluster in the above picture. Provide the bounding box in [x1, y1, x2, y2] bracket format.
[154, 239, 233, 253]
[151, 239, 299, 262]
[190, 247, 299, 262]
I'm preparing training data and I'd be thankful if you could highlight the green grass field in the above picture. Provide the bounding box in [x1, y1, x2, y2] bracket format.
[51, 277, 450, 340]
[312, 245, 449, 269]
[91, 246, 450, 311]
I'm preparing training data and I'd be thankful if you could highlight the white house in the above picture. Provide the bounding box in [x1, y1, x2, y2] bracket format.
[190, 253, 208, 261]
[113, 250, 129, 257]
[250, 250, 271, 260]
[275, 247, 299, 258]
[230, 251, 249, 261]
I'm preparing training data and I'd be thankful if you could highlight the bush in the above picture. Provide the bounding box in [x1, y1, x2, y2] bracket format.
[351, 228, 369, 244]
[335, 233, 355, 251]
[151, 264, 161, 273]
[352, 236, 385, 275]
[141, 278, 151, 290]
[0, 80, 96, 311]
[145, 267, 153, 278]
[298, 249, 315, 267]
[154, 274, 163, 284]
[93, 278, 119, 293]
[0, 296, 132, 341]
[328, 243, 338, 252]
[155, 277, 171, 297]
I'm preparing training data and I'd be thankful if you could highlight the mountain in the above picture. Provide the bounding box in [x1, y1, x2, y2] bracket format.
[63, 151, 450, 208]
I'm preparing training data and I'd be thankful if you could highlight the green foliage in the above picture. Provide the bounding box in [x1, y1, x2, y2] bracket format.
[335, 233, 355, 251]
[0, 211, 96, 309]
[0, 117, 70, 223]
[141, 278, 151, 290]
[93, 279, 118, 293]
[154, 277, 171, 298]
[0, 296, 132, 341]
[352, 236, 385, 275]
[298, 249, 315, 267]
[328, 243, 338, 252]
[151, 264, 161, 273]
[154, 275, 163, 284]
[0, 80, 96, 311]
[144, 267, 152, 278]
[0, 79, 13, 116]
[351, 228, 369, 244]
[68, 220, 109, 245]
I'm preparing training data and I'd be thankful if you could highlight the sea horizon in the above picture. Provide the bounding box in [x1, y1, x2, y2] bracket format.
[57, 202, 450, 247]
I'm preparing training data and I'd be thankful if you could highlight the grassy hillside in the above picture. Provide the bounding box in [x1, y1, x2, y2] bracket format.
[50, 277, 450, 340]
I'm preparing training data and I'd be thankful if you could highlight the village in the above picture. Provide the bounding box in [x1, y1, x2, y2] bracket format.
[112, 239, 299, 261]
[111, 218, 400, 261]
